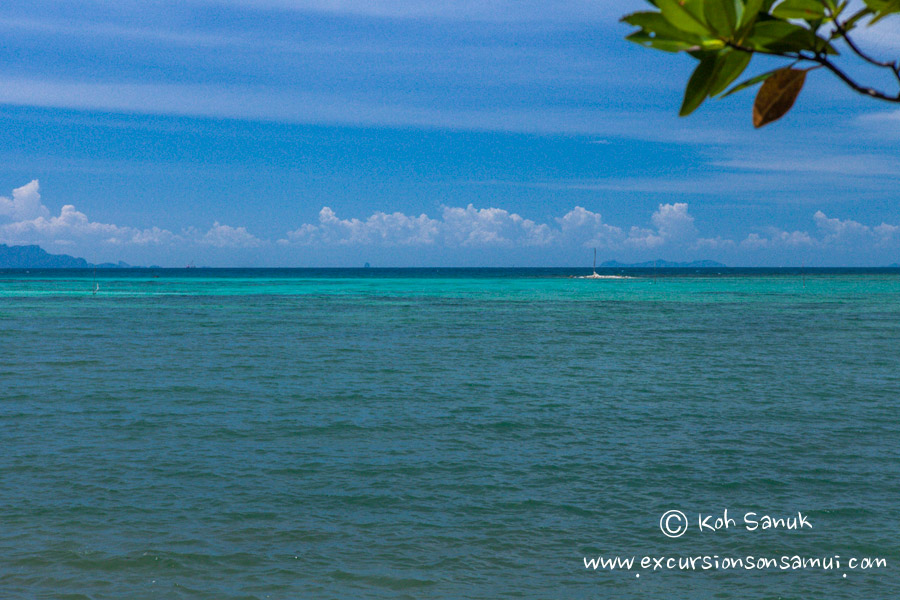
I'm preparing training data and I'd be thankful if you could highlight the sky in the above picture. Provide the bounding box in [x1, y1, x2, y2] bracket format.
[0, 0, 899, 267]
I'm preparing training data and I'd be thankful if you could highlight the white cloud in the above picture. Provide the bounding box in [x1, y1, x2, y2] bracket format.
[0, 181, 179, 247]
[3, 180, 897, 265]
[874, 223, 900, 245]
[284, 204, 553, 248]
[694, 236, 736, 250]
[283, 207, 439, 246]
[812, 211, 900, 248]
[624, 226, 664, 248]
[556, 206, 624, 247]
[441, 204, 553, 247]
[280, 202, 699, 250]
[0, 180, 50, 221]
[738, 211, 897, 250]
[813, 211, 871, 242]
[618, 203, 695, 249]
[741, 229, 816, 249]
[0, 204, 178, 246]
[199, 222, 263, 248]
[0, 181, 253, 256]
[651, 202, 697, 242]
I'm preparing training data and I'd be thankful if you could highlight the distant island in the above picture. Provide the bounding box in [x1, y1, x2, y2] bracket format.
[0, 244, 130, 269]
[600, 259, 727, 268]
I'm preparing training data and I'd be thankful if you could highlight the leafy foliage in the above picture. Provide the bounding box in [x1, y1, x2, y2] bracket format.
[622, 0, 900, 127]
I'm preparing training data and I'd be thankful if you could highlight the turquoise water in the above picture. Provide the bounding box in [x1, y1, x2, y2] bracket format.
[1, 269, 898, 599]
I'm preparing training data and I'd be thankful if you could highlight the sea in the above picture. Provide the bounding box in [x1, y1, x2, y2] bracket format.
[1, 268, 898, 599]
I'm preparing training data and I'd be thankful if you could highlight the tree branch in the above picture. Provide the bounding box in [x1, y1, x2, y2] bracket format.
[724, 40, 900, 104]
[812, 55, 900, 102]
[831, 16, 900, 88]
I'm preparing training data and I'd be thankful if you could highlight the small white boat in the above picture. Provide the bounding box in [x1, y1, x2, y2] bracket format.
[576, 248, 631, 279]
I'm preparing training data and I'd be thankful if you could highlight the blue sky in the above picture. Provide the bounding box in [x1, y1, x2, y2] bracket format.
[0, 0, 898, 266]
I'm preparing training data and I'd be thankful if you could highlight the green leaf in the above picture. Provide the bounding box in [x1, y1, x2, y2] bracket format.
[751, 19, 812, 42]
[771, 0, 827, 20]
[705, 0, 738, 34]
[740, 0, 767, 28]
[626, 31, 698, 52]
[753, 67, 807, 127]
[622, 11, 704, 43]
[680, 55, 719, 115]
[749, 19, 836, 54]
[709, 50, 753, 95]
[868, 0, 900, 23]
[842, 8, 874, 29]
[863, 0, 900, 14]
[656, 0, 711, 35]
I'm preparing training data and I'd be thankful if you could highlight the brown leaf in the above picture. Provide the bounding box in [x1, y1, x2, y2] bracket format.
[752, 68, 806, 128]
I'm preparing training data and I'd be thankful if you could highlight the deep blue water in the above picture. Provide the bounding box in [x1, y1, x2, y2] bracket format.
[1, 269, 898, 599]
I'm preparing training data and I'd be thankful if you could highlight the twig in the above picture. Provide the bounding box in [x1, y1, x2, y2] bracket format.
[831, 14, 900, 88]
[724, 40, 900, 103]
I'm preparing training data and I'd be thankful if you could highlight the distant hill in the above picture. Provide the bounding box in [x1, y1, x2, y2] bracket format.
[600, 259, 727, 268]
[0, 244, 129, 268]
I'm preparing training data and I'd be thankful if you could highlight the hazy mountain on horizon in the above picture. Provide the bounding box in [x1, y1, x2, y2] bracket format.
[0, 244, 130, 269]
[599, 259, 727, 268]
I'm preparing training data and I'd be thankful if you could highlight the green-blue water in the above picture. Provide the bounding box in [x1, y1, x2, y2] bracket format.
[2, 269, 898, 599]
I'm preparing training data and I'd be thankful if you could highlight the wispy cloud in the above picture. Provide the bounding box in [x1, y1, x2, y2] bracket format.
[0, 77, 668, 135]
[185, 0, 638, 22]
[711, 153, 900, 178]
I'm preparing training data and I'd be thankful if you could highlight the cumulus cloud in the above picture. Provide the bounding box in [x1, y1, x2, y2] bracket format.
[280, 202, 703, 250]
[552, 204, 694, 249]
[279, 204, 900, 262]
[0, 180, 51, 221]
[874, 223, 900, 245]
[694, 236, 736, 250]
[282, 204, 553, 247]
[441, 204, 553, 247]
[3, 180, 897, 264]
[0, 181, 178, 247]
[811, 210, 900, 247]
[199, 222, 263, 248]
[1, 204, 179, 246]
[741, 230, 815, 250]
[740, 211, 900, 251]
[556, 206, 624, 247]
[0, 181, 259, 256]
[651, 202, 697, 242]
[281, 207, 438, 246]
[278, 202, 733, 251]
[814, 211, 870, 241]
